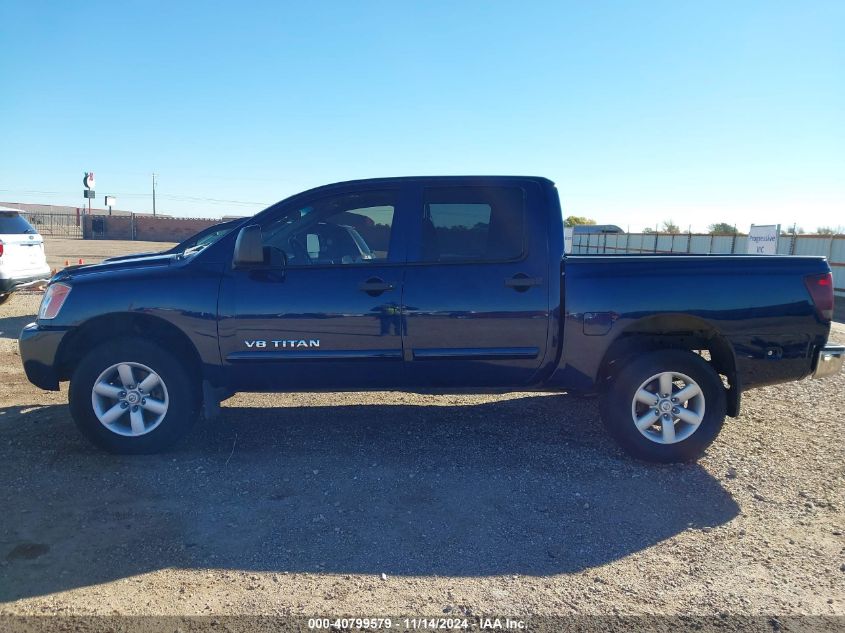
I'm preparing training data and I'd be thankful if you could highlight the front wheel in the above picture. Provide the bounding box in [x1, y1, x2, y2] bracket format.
[69, 338, 199, 453]
[600, 350, 727, 463]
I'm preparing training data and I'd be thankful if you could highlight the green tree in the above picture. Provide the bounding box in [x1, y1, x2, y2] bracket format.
[780, 226, 805, 235]
[564, 215, 596, 227]
[662, 219, 680, 234]
[708, 222, 736, 234]
[642, 227, 656, 234]
[816, 227, 837, 235]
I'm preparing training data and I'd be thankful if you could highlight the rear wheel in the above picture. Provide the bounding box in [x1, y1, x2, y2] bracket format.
[600, 350, 727, 462]
[69, 338, 199, 453]
[0, 292, 11, 306]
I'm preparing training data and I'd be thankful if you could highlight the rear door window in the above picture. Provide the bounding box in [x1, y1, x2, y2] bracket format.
[420, 187, 525, 263]
[0, 212, 37, 234]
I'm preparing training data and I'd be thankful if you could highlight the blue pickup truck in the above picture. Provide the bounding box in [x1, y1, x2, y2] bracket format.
[18, 176, 843, 462]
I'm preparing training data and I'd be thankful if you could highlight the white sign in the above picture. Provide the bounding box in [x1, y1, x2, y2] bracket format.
[747, 224, 780, 255]
[564, 227, 574, 254]
[105, 195, 116, 207]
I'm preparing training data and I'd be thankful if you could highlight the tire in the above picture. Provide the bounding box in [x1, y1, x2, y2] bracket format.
[0, 293, 11, 306]
[600, 349, 727, 463]
[69, 338, 200, 454]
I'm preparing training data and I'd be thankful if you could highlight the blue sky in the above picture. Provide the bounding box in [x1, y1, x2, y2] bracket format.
[1, 1, 842, 232]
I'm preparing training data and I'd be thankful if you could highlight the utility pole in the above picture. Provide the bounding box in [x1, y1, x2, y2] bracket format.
[152, 172, 157, 217]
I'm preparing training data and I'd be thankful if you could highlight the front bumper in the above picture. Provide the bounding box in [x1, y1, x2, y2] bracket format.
[0, 270, 51, 293]
[18, 322, 69, 391]
[812, 344, 845, 379]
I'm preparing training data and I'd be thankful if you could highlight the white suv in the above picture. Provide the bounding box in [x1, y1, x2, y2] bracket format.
[0, 207, 51, 305]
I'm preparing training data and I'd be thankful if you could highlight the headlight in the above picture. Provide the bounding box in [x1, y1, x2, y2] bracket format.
[38, 283, 72, 320]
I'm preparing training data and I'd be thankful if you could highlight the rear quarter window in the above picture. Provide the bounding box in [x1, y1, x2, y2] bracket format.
[0, 212, 37, 234]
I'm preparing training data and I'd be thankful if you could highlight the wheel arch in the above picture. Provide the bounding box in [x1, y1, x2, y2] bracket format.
[56, 312, 203, 385]
[597, 313, 740, 417]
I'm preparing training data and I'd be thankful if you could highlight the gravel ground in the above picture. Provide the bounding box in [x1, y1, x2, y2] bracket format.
[37, 237, 178, 271]
[0, 239, 843, 621]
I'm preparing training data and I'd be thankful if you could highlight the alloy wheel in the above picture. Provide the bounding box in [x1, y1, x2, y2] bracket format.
[91, 361, 169, 436]
[630, 370, 706, 444]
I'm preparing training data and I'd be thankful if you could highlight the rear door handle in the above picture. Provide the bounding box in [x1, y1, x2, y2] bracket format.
[505, 274, 543, 291]
[359, 277, 395, 296]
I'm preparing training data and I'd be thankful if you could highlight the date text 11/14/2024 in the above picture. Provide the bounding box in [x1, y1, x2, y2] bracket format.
[307, 617, 526, 630]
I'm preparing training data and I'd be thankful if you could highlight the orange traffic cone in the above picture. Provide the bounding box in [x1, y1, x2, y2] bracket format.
[78, 258, 84, 265]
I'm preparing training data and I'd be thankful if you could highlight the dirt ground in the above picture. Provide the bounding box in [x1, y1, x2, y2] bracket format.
[38, 237, 178, 271]
[0, 238, 843, 622]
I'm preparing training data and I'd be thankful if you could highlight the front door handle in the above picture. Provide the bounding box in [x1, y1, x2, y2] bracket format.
[505, 274, 543, 292]
[359, 277, 395, 296]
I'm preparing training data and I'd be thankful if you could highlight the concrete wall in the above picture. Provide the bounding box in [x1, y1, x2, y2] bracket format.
[83, 214, 222, 243]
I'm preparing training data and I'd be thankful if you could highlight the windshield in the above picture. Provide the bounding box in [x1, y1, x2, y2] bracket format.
[179, 224, 237, 256]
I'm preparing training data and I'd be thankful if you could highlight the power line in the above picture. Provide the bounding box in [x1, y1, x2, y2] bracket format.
[0, 188, 270, 206]
[154, 194, 271, 206]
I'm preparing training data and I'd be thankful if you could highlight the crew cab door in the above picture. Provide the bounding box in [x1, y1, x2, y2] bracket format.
[218, 186, 410, 391]
[402, 181, 551, 387]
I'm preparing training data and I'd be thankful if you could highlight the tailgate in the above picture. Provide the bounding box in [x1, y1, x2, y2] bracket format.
[0, 234, 48, 275]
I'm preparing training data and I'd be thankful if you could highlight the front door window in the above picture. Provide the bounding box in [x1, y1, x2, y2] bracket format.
[262, 191, 396, 266]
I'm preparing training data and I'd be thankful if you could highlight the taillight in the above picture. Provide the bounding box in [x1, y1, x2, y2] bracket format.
[0, 240, 4, 258]
[38, 283, 72, 320]
[804, 272, 834, 322]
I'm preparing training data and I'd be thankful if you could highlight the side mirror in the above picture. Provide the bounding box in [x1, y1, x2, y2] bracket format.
[232, 225, 264, 268]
